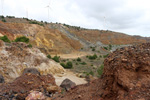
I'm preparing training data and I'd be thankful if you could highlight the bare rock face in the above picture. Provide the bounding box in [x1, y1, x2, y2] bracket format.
[0, 42, 65, 82]
[57, 43, 150, 100]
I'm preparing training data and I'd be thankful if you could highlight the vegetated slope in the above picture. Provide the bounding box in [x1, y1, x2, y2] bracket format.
[56, 43, 150, 100]
[0, 16, 150, 54]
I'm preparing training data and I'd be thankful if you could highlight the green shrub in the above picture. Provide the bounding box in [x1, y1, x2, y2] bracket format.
[61, 61, 73, 69]
[6, 16, 15, 18]
[60, 62, 66, 68]
[109, 44, 112, 50]
[0, 35, 10, 43]
[29, 20, 44, 26]
[15, 36, 29, 43]
[47, 54, 51, 59]
[88, 54, 97, 60]
[97, 65, 104, 77]
[99, 55, 102, 58]
[89, 71, 94, 76]
[103, 47, 108, 50]
[92, 48, 95, 51]
[52, 56, 60, 62]
[103, 54, 109, 58]
[2, 19, 6, 22]
[77, 57, 81, 62]
[27, 44, 32, 48]
[66, 61, 73, 68]
[80, 62, 86, 65]
[0, 15, 4, 19]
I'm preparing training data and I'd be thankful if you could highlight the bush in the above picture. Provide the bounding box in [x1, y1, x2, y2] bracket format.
[88, 54, 97, 60]
[103, 54, 109, 58]
[60, 61, 73, 69]
[29, 20, 44, 26]
[47, 54, 51, 59]
[60, 62, 66, 68]
[0, 16, 4, 19]
[15, 36, 29, 43]
[109, 44, 112, 50]
[0, 35, 10, 43]
[2, 19, 6, 22]
[27, 44, 32, 48]
[6, 16, 15, 18]
[97, 65, 104, 77]
[89, 71, 94, 76]
[77, 57, 81, 62]
[92, 48, 95, 51]
[80, 62, 86, 65]
[66, 61, 73, 68]
[52, 56, 60, 62]
[103, 47, 108, 50]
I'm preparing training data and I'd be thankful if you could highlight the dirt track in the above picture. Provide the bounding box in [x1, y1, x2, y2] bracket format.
[54, 70, 87, 86]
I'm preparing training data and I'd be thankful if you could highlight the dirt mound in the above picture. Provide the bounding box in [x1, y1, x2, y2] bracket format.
[57, 43, 150, 100]
[0, 73, 59, 99]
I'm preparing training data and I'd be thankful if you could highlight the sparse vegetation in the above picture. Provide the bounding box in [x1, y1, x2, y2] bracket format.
[103, 54, 109, 58]
[103, 46, 108, 50]
[2, 19, 6, 22]
[0, 35, 11, 43]
[97, 65, 104, 77]
[27, 44, 32, 48]
[29, 20, 44, 26]
[14, 36, 29, 43]
[6, 16, 15, 18]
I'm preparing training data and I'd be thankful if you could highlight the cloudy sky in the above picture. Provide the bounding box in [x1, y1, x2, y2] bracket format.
[1, 0, 150, 37]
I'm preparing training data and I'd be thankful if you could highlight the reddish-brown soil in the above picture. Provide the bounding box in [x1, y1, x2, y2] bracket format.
[0, 73, 58, 99]
[56, 43, 150, 100]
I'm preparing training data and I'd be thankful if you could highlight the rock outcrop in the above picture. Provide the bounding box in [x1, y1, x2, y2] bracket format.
[0, 73, 59, 100]
[0, 42, 65, 82]
[57, 43, 150, 100]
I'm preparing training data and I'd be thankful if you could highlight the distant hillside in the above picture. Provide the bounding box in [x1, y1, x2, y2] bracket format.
[0, 16, 149, 54]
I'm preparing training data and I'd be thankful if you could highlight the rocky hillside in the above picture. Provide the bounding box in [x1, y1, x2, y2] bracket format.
[0, 40, 65, 82]
[57, 43, 150, 100]
[0, 16, 150, 54]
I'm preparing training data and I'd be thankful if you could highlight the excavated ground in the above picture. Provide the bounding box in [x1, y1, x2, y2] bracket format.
[56, 43, 150, 100]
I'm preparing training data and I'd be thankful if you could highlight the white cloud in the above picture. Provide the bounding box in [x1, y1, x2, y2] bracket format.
[1, 0, 150, 37]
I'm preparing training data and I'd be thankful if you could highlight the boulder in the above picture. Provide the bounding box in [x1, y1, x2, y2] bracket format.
[0, 74, 4, 83]
[22, 68, 40, 75]
[60, 78, 76, 91]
